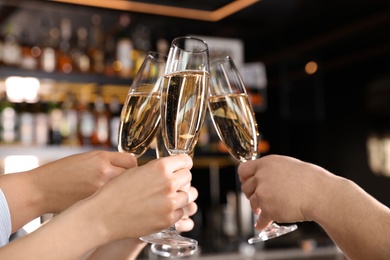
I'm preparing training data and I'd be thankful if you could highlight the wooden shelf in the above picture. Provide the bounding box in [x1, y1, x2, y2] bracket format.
[0, 66, 133, 87]
[0, 145, 237, 171]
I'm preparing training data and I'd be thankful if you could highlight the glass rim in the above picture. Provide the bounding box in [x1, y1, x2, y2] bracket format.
[210, 56, 232, 66]
[171, 36, 209, 53]
[146, 51, 167, 62]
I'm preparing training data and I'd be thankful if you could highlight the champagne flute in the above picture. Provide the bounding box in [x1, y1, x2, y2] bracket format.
[208, 56, 298, 244]
[141, 36, 210, 257]
[118, 51, 166, 157]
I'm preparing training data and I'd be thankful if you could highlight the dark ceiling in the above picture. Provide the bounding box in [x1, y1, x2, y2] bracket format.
[1, 0, 390, 88]
[104, 0, 390, 87]
[131, 0, 237, 11]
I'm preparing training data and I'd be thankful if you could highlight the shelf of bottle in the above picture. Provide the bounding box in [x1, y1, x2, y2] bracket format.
[0, 144, 237, 170]
[0, 66, 133, 86]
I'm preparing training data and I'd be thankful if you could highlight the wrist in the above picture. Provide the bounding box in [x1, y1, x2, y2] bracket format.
[78, 195, 113, 246]
[301, 165, 341, 223]
[28, 168, 53, 215]
[0, 171, 46, 232]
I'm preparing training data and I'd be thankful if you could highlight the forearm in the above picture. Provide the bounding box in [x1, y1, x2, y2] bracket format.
[0, 199, 108, 259]
[83, 239, 147, 260]
[310, 175, 390, 260]
[0, 172, 44, 233]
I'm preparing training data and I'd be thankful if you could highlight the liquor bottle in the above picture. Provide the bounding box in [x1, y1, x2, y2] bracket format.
[41, 27, 59, 73]
[20, 29, 39, 70]
[60, 92, 78, 146]
[0, 94, 17, 143]
[47, 94, 62, 145]
[131, 23, 151, 76]
[104, 34, 116, 77]
[34, 97, 49, 146]
[108, 95, 121, 148]
[57, 18, 73, 74]
[2, 23, 22, 67]
[88, 14, 105, 74]
[77, 95, 94, 146]
[71, 27, 90, 73]
[115, 13, 133, 78]
[18, 102, 35, 145]
[91, 94, 110, 147]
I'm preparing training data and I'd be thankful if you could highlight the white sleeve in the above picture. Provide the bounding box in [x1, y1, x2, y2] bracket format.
[0, 188, 11, 246]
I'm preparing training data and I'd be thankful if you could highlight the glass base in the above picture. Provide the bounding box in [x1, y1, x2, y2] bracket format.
[140, 228, 198, 247]
[248, 222, 298, 244]
[151, 243, 198, 258]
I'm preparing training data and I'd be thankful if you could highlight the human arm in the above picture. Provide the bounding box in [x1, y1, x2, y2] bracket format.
[0, 150, 137, 233]
[238, 154, 390, 260]
[0, 154, 196, 259]
[83, 195, 198, 260]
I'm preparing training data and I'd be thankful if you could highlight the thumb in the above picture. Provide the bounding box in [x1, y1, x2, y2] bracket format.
[254, 214, 273, 231]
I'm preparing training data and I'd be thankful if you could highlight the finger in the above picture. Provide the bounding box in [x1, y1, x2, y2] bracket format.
[175, 217, 194, 232]
[187, 186, 198, 204]
[241, 179, 257, 200]
[159, 154, 193, 173]
[176, 190, 190, 208]
[172, 169, 193, 191]
[255, 213, 273, 231]
[182, 202, 198, 217]
[174, 186, 198, 209]
[107, 151, 138, 168]
[237, 159, 259, 182]
[179, 183, 191, 193]
[249, 194, 261, 213]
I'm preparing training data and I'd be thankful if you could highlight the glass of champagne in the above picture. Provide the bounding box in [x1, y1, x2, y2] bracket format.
[208, 56, 298, 244]
[141, 36, 210, 257]
[118, 51, 166, 157]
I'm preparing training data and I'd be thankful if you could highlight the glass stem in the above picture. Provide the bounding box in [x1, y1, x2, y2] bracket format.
[166, 225, 179, 235]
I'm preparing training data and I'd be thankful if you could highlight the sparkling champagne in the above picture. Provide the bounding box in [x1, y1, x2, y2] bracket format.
[118, 90, 160, 156]
[208, 93, 258, 162]
[161, 70, 209, 154]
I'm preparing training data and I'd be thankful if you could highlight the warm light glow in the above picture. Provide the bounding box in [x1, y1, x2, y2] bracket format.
[5, 76, 40, 103]
[50, 0, 260, 22]
[305, 61, 318, 75]
[113, 60, 123, 72]
[367, 134, 390, 177]
[4, 155, 39, 174]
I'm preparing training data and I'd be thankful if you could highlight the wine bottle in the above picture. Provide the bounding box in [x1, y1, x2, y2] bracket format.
[20, 29, 39, 70]
[108, 95, 121, 148]
[115, 14, 133, 78]
[41, 27, 59, 73]
[72, 27, 90, 73]
[88, 14, 105, 74]
[58, 18, 73, 74]
[91, 94, 110, 147]
[2, 23, 22, 67]
[0, 94, 17, 143]
[60, 92, 78, 146]
[77, 95, 94, 146]
[47, 96, 62, 145]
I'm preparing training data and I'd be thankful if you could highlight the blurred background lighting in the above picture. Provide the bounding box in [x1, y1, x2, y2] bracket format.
[305, 61, 318, 75]
[5, 76, 40, 103]
[4, 155, 39, 174]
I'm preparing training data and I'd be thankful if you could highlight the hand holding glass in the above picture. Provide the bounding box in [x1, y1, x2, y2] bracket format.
[208, 56, 298, 243]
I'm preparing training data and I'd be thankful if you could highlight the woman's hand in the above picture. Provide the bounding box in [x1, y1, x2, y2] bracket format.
[0, 150, 137, 232]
